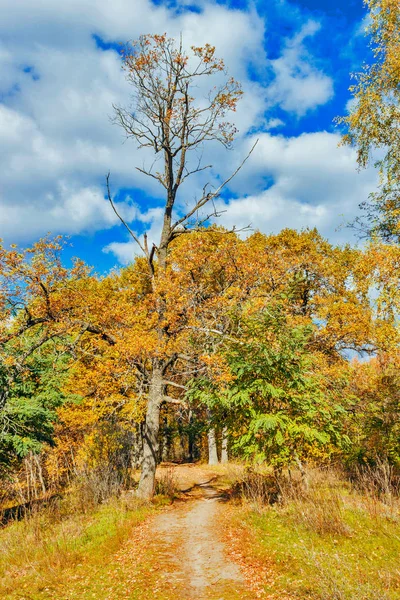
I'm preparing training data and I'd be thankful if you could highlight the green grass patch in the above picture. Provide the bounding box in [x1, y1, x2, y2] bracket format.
[0, 494, 155, 599]
[236, 475, 400, 599]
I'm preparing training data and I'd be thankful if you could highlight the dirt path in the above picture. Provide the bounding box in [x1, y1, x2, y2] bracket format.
[141, 467, 256, 599]
[3, 465, 273, 599]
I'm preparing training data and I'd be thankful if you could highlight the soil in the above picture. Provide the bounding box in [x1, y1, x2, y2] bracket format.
[141, 464, 256, 599]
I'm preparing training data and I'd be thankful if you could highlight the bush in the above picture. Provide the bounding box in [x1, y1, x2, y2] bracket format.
[231, 468, 280, 507]
[155, 467, 178, 500]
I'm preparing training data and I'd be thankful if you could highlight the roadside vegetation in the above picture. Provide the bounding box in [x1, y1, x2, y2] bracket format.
[225, 463, 400, 599]
[0, 466, 182, 600]
[0, 490, 154, 599]
[1, 462, 400, 599]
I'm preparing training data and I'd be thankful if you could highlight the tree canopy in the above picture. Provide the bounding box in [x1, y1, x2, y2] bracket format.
[338, 0, 400, 240]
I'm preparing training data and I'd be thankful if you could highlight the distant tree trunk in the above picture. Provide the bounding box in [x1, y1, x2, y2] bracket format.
[178, 417, 186, 461]
[33, 454, 46, 495]
[221, 426, 229, 464]
[131, 423, 144, 470]
[137, 363, 163, 499]
[188, 408, 195, 463]
[25, 454, 39, 500]
[208, 427, 219, 465]
[161, 417, 169, 462]
[25, 459, 30, 502]
[294, 454, 309, 491]
[188, 434, 195, 462]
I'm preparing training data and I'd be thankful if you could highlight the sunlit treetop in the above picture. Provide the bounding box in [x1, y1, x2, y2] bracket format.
[338, 0, 400, 241]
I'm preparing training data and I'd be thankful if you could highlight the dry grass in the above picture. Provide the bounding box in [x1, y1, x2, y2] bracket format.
[155, 466, 179, 499]
[0, 488, 153, 599]
[231, 465, 400, 599]
[287, 469, 352, 537]
[2, 462, 399, 599]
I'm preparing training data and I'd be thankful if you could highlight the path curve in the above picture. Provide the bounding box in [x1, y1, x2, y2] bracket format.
[147, 476, 255, 599]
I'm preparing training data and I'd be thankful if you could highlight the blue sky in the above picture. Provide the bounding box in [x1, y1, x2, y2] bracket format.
[0, 0, 376, 272]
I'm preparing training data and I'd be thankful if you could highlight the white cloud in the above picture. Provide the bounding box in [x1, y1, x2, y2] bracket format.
[265, 118, 285, 130]
[345, 97, 358, 113]
[267, 20, 334, 116]
[103, 205, 164, 264]
[355, 14, 372, 37]
[0, 0, 365, 258]
[216, 131, 377, 243]
[220, 192, 329, 233]
[103, 240, 138, 265]
[107, 130, 378, 261]
[0, 0, 269, 244]
[0, 182, 136, 241]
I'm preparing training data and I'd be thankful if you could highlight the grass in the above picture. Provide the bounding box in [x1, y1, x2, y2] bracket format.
[3, 463, 400, 599]
[231, 467, 400, 599]
[0, 492, 158, 600]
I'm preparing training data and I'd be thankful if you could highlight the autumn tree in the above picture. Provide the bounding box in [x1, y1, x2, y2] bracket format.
[188, 309, 350, 472]
[2, 228, 396, 495]
[345, 354, 400, 466]
[0, 237, 123, 477]
[337, 0, 400, 240]
[0, 239, 85, 472]
[184, 230, 377, 471]
[110, 34, 252, 498]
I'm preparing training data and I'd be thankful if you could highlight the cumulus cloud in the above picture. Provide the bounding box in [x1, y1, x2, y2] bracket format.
[104, 131, 378, 263]
[216, 131, 377, 243]
[103, 206, 164, 264]
[0, 181, 141, 241]
[0, 0, 362, 258]
[0, 0, 268, 244]
[267, 20, 334, 116]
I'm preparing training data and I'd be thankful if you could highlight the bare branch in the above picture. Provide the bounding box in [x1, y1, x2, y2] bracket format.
[83, 324, 116, 346]
[162, 395, 188, 407]
[136, 166, 167, 189]
[106, 173, 146, 256]
[163, 380, 188, 390]
[171, 139, 258, 233]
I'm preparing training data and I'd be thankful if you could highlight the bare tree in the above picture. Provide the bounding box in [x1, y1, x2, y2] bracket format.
[110, 34, 255, 499]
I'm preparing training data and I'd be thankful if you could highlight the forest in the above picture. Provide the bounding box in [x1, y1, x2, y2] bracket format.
[0, 0, 399, 599]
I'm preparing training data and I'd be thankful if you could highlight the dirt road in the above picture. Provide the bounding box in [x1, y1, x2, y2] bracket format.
[135, 466, 256, 599]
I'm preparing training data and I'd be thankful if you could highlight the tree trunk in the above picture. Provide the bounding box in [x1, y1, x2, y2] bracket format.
[33, 453, 46, 495]
[131, 423, 143, 470]
[179, 429, 186, 462]
[188, 409, 195, 463]
[161, 417, 169, 462]
[137, 364, 163, 499]
[207, 427, 219, 465]
[221, 425, 229, 464]
[294, 454, 309, 491]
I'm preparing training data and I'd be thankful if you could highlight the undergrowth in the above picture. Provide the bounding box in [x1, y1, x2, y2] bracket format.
[233, 465, 400, 599]
[155, 466, 179, 499]
[0, 488, 154, 600]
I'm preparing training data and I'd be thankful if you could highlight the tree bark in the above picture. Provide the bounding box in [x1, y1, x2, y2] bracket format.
[136, 364, 163, 499]
[221, 425, 229, 464]
[207, 427, 219, 465]
[131, 423, 143, 470]
[137, 242, 168, 499]
[161, 417, 170, 462]
[33, 453, 46, 495]
[187, 409, 195, 463]
[294, 454, 309, 491]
